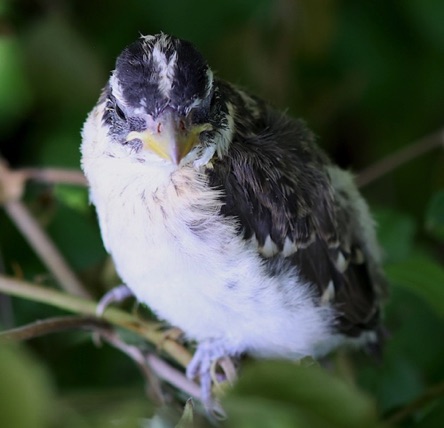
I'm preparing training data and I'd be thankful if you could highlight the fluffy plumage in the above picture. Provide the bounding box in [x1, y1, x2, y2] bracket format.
[81, 33, 386, 403]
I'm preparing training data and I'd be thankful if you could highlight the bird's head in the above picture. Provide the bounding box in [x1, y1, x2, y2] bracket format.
[101, 33, 230, 166]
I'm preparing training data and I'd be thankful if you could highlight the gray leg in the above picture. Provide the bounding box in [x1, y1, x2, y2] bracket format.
[96, 284, 134, 316]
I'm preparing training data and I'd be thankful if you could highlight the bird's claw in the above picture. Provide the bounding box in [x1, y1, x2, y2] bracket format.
[96, 284, 134, 316]
[186, 340, 234, 414]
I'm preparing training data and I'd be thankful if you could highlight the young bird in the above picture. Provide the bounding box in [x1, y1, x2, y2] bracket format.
[81, 33, 386, 403]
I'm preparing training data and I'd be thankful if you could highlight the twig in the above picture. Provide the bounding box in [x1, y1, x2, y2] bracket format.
[147, 353, 201, 400]
[0, 245, 14, 328]
[3, 199, 89, 298]
[98, 329, 166, 405]
[21, 167, 87, 186]
[386, 380, 444, 424]
[0, 314, 167, 405]
[0, 315, 111, 341]
[0, 159, 89, 297]
[357, 128, 444, 187]
[0, 275, 224, 410]
[147, 353, 226, 416]
[0, 274, 192, 368]
[0, 313, 198, 407]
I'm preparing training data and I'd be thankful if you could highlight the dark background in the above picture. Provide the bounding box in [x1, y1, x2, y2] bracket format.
[1, 1, 444, 427]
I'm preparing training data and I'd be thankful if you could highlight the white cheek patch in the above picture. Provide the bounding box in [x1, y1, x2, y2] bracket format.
[132, 106, 146, 115]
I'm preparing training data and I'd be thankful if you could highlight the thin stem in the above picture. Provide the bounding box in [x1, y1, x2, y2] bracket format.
[0, 315, 111, 341]
[0, 275, 192, 368]
[147, 353, 201, 400]
[0, 315, 168, 405]
[98, 329, 166, 405]
[0, 246, 14, 328]
[21, 167, 87, 186]
[3, 199, 89, 298]
[357, 129, 444, 188]
[386, 380, 444, 424]
[1, 159, 88, 296]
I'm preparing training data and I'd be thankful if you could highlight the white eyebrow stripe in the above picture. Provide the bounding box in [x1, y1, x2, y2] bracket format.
[109, 73, 123, 99]
[204, 67, 213, 98]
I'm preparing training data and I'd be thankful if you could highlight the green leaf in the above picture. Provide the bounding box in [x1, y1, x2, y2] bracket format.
[93, 401, 153, 428]
[425, 191, 444, 242]
[404, 0, 444, 49]
[415, 398, 444, 428]
[175, 399, 195, 428]
[54, 185, 89, 214]
[23, 14, 104, 109]
[359, 353, 424, 413]
[373, 208, 416, 263]
[386, 256, 444, 316]
[0, 35, 32, 133]
[0, 0, 10, 16]
[0, 344, 53, 428]
[47, 203, 106, 271]
[224, 361, 381, 428]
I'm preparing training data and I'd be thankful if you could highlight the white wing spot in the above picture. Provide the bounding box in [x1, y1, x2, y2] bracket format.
[282, 236, 297, 257]
[259, 235, 280, 258]
[335, 251, 348, 273]
[353, 248, 365, 264]
[321, 280, 335, 305]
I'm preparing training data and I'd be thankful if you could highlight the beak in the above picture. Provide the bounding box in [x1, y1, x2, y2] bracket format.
[126, 110, 209, 165]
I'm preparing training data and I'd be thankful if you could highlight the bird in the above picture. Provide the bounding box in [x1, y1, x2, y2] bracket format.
[81, 33, 387, 406]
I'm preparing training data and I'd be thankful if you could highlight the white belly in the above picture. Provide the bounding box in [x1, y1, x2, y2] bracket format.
[85, 156, 335, 358]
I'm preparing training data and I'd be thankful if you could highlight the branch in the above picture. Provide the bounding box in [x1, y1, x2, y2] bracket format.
[21, 167, 87, 186]
[0, 159, 89, 297]
[0, 246, 14, 328]
[0, 160, 202, 401]
[3, 200, 89, 297]
[357, 128, 444, 187]
[0, 275, 192, 368]
[0, 315, 111, 341]
[0, 315, 191, 406]
[93, 328, 167, 406]
[146, 353, 201, 400]
[386, 380, 444, 424]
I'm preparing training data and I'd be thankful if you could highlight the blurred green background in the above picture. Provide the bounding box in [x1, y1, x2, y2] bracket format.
[1, 0, 444, 427]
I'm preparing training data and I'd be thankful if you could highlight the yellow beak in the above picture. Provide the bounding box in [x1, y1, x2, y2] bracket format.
[126, 111, 210, 165]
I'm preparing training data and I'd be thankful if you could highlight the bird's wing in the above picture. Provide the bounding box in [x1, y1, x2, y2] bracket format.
[207, 107, 384, 337]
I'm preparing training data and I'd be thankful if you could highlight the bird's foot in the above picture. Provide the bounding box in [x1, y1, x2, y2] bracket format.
[186, 340, 237, 414]
[96, 284, 134, 316]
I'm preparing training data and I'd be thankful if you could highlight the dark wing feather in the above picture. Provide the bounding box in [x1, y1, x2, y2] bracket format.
[207, 104, 382, 337]
[212, 109, 338, 249]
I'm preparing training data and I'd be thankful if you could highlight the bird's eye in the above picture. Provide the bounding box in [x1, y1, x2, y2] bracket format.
[115, 104, 127, 121]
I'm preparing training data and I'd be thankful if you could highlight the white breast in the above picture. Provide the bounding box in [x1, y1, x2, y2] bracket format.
[81, 104, 338, 359]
